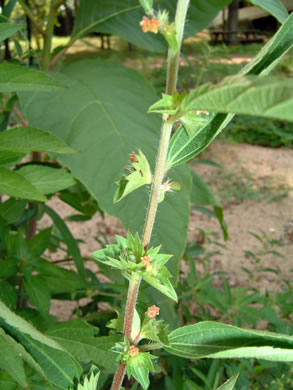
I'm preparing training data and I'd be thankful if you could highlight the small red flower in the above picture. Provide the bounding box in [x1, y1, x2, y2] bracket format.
[145, 305, 160, 319]
[129, 152, 138, 163]
[141, 255, 151, 266]
[129, 345, 139, 357]
[140, 16, 160, 34]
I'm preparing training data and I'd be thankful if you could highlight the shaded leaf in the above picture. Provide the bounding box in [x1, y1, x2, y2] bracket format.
[248, 0, 288, 23]
[0, 167, 46, 201]
[18, 165, 76, 195]
[0, 23, 22, 42]
[23, 275, 51, 318]
[217, 373, 239, 390]
[0, 127, 76, 154]
[0, 63, 65, 92]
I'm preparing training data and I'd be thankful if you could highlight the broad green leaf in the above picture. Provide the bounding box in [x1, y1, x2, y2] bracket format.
[165, 12, 293, 168]
[43, 205, 85, 277]
[20, 60, 191, 281]
[217, 373, 239, 390]
[164, 321, 293, 361]
[0, 301, 82, 389]
[0, 167, 46, 201]
[0, 151, 26, 166]
[0, 23, 22, 42]
[248, 0, 288, 23]
[0, 328, 26, 387]
[0, 198, 27, 224]
[0, 127, 76, 154]
[71, 0, 232, 52]
[180, 76, 293, 122]
[18, 165, 76, 195]
[0, 63, 65, 92]
[23, 275, 51, 318]
[47, 320, 119, 371]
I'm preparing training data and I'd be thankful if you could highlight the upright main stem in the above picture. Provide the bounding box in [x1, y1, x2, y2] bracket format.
[110, 1, 190, 389]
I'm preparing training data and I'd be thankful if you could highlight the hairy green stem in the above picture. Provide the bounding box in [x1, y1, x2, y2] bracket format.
[111, 1, 190, 389]
[41, 0, 58, 71]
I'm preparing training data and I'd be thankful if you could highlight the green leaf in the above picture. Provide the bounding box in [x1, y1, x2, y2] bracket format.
[47, 320, 119, 371]
[0, 63, 65, 92]
[20, 60, 191, 281]
[114, 150, 152, 203]
[126, 352, 155, 390]
[23, 275, 51, 318]
[43, 205, 85, 277]
[248, 0, 288, 23]
[139, 0, 153, 15]
[165, 12, 293, 168]
[0, 198, 27, 224]
[141, 266, 178, 302]
[17, 165, 76, 195]
[0, 301, 82, 389]
[0, 281, 17, 308]
[0, 23, 22, 42]
[164, 321, 293, 362]
[73, 371, 100, 390]
[0, 167, 46, 201]
[71, 0, 232, 52]
[0, 127, 77, 154]
[0, 151, 26, 166]
[180, 76, 293, 122]
[217, 373, 239, 390]
[0, 328, 27, 387]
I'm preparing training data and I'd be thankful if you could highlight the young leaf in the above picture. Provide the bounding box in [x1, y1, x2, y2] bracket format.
[0, 127, 77, 154]
[164, 321, 293, 361]
[73, 371, 100, 390]
[217, 373, 239, 390]
[114, 150, 152, 203]
[0, 63, 66, 92]
[0, 22, 22, 42]
[141, 267, 178, 302]
[126, 352, 155, 390]
[17, 165, 76, 195]
[248, 0, 288, 23]
[0, 167, 46, 201]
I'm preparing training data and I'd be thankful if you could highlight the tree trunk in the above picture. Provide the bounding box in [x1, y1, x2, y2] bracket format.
[227, 0, 239, 44]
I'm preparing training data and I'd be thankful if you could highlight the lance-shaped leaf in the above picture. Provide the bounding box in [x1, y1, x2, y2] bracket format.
[163, 321, 293, 361]
[164, 12, 293, 168]
[248, 0, 288, 23]
[0, 127, 76, 154]
[0, 300, 82, 389]
[217, 373, 239, 390]
[0, 63, 65, 92]
[0, 328, 27, 387]
[114, 150, 152, 203]
[141, 265, 178, 302]
[0, 23, 22, 42]
[0, 167, 46, 201]
[180, 76, 293, 122]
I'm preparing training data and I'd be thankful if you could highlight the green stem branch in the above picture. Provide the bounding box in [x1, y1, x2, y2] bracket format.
[110, 1, 190, 388]
[40, 0, 58, 71]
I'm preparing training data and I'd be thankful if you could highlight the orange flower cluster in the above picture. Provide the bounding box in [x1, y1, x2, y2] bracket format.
[145, 305, 160, 319]
[129, 345, 139, 357]
[140, 16, 160, 34]
[129, 152, 138, 163]
[141, 255, 151, 266]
